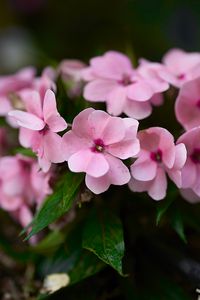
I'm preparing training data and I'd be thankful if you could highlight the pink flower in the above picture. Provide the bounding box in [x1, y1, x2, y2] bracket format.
[8, 89, 67, 172]
[129, 127, 187, 200]
[0, 67, 35, 126]
[0, 155, 52, 211]
[82, 51, 168, 119]
[175, 77, 200, 130]
[177, 127, 200, 202]
[62, 108, 140, 194]
[0, 155, 52, 229]
[160, 48, 200, 88]
[58, 59, 86, 97]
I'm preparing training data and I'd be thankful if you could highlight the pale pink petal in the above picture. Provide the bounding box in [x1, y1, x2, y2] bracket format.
[101, 117, 126, 145]
[20, 90, 43, 117]
[107, 138, 140, 159]
[163, 48, 200, 73]
[68, 149, 109, 177]
[123, 99, 152, 120]
[19, 128, 38, 148]
[131, 157, 157, 181]
[46, 115, 67, 132]
[167, 170, 182, 188]
[85, 155, 130, 194]
[106, 86, 127, 116]
[44, 131, 65, 163]
[8, 110, 45, 130]
[175, 77, 200, 130]
[127, 81, 154, 101]
[18, 205, 33, 227]
[90, 51, 133, 80]
[87, 110, 110, 139]
[148, 168, 167, 201]
[181, 160, 197, 188]
[73, 108, 94, 138]
[173, 143, 187, 169]
[0, 96, 12, 115]
[38, 155, 51, 173]
[62, 131, 90, 160]
[105, 154, 131, 185]
[85, 174, 110, 194]
[0, 195, 23, 211]
[83, 79, 117, 102]
[43, 89, 58, 120]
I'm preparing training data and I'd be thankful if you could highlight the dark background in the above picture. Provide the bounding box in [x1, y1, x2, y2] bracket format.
[1, 0, 200, 73]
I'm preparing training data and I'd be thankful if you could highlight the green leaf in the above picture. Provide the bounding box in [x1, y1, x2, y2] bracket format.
[171, 208, 187, 243]
[156, 188, 177, 225]
[69, 249, 105, 285]
[38, 223, 105, 287]
[24, 172, 84, 239]
[14, 147, 36, 157]
[82, 209, 125, 275]
[31, 230, 65, 254]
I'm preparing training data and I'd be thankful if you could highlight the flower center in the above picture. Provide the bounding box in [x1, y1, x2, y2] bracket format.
[177, 73, 185, 80]
[91, 139, 105, 153]
[119, 73, 133, 86]
[150, 149, 162, 163]
[191, 148, 200, 164]
[196, 99, 200, 108]
[39, 124, 49, 135]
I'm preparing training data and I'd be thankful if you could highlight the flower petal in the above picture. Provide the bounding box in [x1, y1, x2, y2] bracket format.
[8, 110, 45, 130]
[68, 149, 109, 177]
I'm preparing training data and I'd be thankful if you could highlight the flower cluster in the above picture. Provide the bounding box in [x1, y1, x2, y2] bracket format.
[1, 47, 200, 230]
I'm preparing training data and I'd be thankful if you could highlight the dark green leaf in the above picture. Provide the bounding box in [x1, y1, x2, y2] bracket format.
[171, 208, 187, 243]
[156, 188, 177, 225]
[24, 172, 84, 239]
[31, 231, 65, 254]
[82, 209, 125, 275]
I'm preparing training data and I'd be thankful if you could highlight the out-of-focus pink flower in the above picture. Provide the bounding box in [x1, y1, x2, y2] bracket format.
[160, 49, 200, 88]
[8, 89, 67, 172]
[58, 59, 86, 98]
[138, 49, 200, 88]
[0, 67, 35, 116]
[62, 108, 140, 194]
[0, 155, 52, 229]
[129, 127, 187, 201]
[82, 51, 168, 119]
[177, 127, 200, 202]
[175, 77, 200, 130]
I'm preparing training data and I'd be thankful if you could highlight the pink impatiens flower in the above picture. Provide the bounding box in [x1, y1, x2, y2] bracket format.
[8, 89, 67, 172]
[62, 108, 140, 194]
[129, 127, 187, 201]
[82, 51, 169, 119]
[58, 59, 86, 97]
[160, 48, 200, 88]
[0, 67, 35, 116]
[175, 77, 200, 130]
[177, 127, 200, 203]
[0, 155, 52, 233]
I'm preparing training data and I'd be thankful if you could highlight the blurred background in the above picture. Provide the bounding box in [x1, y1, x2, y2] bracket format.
[1, 0, 200, 73]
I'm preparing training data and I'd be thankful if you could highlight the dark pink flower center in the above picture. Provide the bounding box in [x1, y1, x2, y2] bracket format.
[39, 124, 49, 135]
[150, 149, 162, 163]
[177, 73, 185, 80]
[119, 73, 133, 86]
[91, 139, 105, 153]
[196, 99, 200, 108]
[191, 148, 200, 164]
